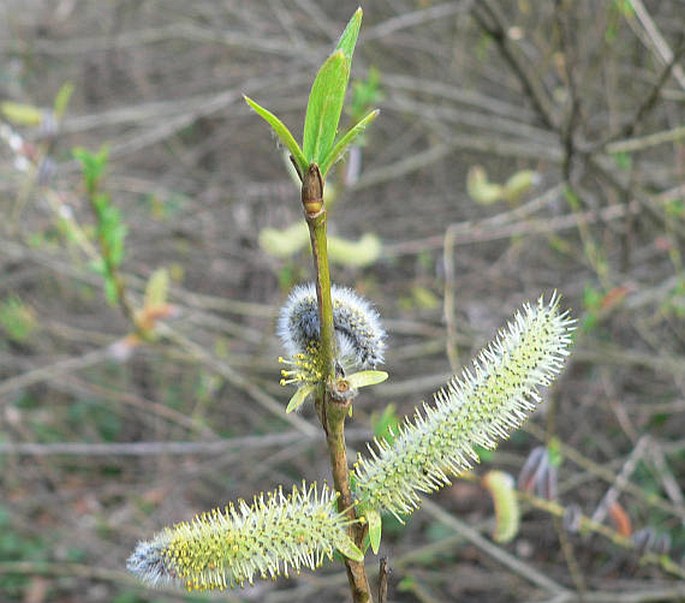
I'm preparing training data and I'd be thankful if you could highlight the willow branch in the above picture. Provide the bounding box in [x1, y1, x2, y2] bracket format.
[301, 163, 373, 603]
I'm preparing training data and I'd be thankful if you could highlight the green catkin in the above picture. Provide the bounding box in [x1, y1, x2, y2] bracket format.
[127, 482, 356, 591]
[353, 294, 574, 520]
[483, 470, 520, 543]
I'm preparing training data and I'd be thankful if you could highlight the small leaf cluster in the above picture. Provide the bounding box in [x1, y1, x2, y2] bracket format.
[245, 8, 378, 179]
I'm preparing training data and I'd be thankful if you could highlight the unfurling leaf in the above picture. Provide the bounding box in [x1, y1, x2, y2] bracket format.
[367, 508, 382, 554]
[285, 384, 316, 414]
[320, 109, 379, 177]
[244, 95, 308, 176]
[303, 51, 350, 166]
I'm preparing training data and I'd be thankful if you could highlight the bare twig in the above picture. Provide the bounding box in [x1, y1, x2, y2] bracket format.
[627, 0, 685, 89]
[422, 499, 570, 595]
[0, 428, 372, 457]
[472, 0, 559, 130]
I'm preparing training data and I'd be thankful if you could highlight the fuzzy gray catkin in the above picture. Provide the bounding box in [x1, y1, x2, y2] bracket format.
[277, 283, 386, 370]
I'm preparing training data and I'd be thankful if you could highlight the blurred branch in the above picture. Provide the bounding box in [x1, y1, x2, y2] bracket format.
[364, 1, 470, 41]
[0, 561, 240, 602]
[0, 347, 113, 403]
[421, 499, 570, 596]
[626, 0, 685, 90]
[385, 182, 685, 256]
[472, 0, 559, 130]
[0, 427, 371, 457]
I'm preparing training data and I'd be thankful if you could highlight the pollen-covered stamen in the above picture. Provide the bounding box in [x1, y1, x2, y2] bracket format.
[278, 342, 325, 386]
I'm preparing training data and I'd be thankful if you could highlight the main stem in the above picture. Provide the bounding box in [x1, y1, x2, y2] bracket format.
[301, 164, 373, 603]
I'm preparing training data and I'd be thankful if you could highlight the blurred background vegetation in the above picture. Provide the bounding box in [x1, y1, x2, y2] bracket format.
[1, 1, 685, 601]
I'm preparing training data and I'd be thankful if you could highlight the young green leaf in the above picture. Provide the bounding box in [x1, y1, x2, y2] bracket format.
[366, 508, 382, 554]
[104, 277, 118, 306]
[319, 109, 379, 177]
[285, 384, 316, 414]
[336, 537, 365, 563]
[243, 95, 308, 176]
[336, 7, 363, 61]
[302, 51, 350, 165]
[73, 146, 109, 195]
[346, 370, 388, 389]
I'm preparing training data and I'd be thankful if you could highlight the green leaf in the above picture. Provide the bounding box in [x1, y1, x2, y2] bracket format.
[285, 384, 316, 414]
[319, 109, 379, 177]
[302, 51, 350, 165]
[350, 66, 383, 120]
[244, 95, 308, 176]
[0, 296, 36, 343]
[346, 370, 388, 389]
[336, 535, 364, 562]
[547, 437, 564, 468]
[336, 7, 363, 61]
[367, 508, 382, 554]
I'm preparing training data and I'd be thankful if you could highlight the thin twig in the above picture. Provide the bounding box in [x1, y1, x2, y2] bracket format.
[472, 0, 559, 130]
[421, 499, 570, 595]
[590, 435, 649, 525]
[627, 0, 685, 90]
[0, 428, 371, 457]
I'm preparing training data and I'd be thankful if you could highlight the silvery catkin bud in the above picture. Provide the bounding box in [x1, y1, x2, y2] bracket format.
[277, 283, 386, 371]
[353, 293, 574, 520]
[127, 482, 359, 591]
